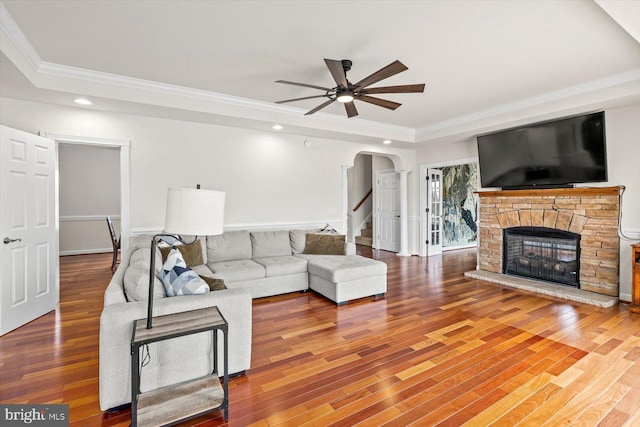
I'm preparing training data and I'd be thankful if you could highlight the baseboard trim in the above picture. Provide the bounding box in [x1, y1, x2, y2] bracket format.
[60, 215, 120, 222]
[60, 248, 112, 256]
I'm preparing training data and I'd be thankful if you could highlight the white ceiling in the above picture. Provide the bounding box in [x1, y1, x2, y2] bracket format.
[1, 0, 639, 145]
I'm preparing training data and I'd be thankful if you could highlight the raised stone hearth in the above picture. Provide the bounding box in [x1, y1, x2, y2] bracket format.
[464, 270, 618, 307]
[476, 187, 622, 298]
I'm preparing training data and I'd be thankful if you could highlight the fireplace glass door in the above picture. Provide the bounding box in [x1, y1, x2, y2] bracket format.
[503, 226, 580, 287]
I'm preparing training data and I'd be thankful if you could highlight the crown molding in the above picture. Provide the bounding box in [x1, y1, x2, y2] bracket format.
[36, 61, 415, 140]
[0, 3, 414, 143]
[415, 68, 640, 143]
[2, 1, 638, 146]
[0, 2, 40, 69]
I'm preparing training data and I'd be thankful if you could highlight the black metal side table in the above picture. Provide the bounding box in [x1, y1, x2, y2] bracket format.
[130, 306, 228, 426]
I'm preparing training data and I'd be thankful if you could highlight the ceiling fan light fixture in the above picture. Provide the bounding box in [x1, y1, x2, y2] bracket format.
[336, 92, 354, 103]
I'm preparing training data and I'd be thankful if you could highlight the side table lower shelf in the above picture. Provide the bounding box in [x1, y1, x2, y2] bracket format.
[131, 306, 228, 426]
[137, 375, 224, 426]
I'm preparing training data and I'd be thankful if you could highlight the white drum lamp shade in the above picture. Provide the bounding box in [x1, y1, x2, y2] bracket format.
[164, 188, 226, 236]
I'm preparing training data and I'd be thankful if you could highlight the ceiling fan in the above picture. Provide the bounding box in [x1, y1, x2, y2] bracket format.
[275, 59, 425, 118]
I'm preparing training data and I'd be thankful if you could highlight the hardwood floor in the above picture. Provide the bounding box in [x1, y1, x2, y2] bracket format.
[1, 248, 640, 426]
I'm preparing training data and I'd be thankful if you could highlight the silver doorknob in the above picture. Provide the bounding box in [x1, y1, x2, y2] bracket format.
[3, 237, 21, 244]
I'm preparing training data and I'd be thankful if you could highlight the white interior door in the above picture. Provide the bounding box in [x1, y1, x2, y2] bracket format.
[1, 126, 58, 336]
[427, 168, 443, 256]
[376, 171, 400, 252]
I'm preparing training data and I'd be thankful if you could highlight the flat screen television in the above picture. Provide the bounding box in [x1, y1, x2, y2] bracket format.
[477, 112, 607, 189]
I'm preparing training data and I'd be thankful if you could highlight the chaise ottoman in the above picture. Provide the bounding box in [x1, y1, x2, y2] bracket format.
[297, 255, 387, 305]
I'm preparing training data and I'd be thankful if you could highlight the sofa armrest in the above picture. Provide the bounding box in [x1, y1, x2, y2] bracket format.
[99, 288, 252, 411]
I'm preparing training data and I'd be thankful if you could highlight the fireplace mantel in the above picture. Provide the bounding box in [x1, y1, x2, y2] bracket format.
[476, 186, 622, 297]
[477, 186, 622, 198]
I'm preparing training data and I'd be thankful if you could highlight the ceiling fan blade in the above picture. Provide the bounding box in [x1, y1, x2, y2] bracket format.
[357, 95, 402, 110]
[275, 80, 332, 91]
[275, 95, 329, 104]
[344, 101, 358, 118]
[354, 60, 408, 89]
[305, 98, 336, 115]
[324, 59, 349, 88]
[359, 83, 425, 94]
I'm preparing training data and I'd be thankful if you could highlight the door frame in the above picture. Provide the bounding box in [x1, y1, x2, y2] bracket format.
[419, 157, 478, 257]
[41, 133, 131, 254]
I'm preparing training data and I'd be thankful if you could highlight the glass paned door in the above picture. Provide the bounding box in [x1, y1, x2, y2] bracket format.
[427, 168, 443, 256]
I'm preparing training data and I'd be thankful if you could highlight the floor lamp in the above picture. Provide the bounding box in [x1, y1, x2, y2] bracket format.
[146, 187, 225, 329]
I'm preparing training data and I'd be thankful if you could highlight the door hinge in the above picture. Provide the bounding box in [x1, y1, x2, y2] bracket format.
[426, 240, 429, 245]
[426, 208, 429, 213]
[426, 175, 430, 181]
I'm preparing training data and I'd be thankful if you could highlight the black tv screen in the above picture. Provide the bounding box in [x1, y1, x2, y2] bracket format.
[477, 112, 607, 189]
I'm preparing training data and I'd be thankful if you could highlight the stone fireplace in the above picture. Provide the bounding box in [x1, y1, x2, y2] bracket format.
[474, 186, 622, 297]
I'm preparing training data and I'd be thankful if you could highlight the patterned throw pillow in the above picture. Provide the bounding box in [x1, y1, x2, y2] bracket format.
[159, 246, 209, 296]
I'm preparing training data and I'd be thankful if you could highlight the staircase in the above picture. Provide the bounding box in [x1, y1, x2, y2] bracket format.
[355, 221, 373, 247]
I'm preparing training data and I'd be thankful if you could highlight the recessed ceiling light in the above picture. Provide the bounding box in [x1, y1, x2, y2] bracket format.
[383, 140, 392, 145]
[74, 98, 92, 106]
[272, 124, 283, 130]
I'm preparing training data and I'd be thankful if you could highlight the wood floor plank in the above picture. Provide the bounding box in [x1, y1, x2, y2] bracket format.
[1, 248, 640, 426]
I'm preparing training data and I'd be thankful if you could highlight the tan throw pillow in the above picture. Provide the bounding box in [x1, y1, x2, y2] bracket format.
[199, 275, 226, 291]
[159, 241, 204, 267]
[303, 233, 346, 255]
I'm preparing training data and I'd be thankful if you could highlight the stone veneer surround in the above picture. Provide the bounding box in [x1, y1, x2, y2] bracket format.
[477, 186, 622, 297]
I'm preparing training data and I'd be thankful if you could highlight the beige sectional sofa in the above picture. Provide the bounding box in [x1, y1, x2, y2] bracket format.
[99, 228, 386, 411]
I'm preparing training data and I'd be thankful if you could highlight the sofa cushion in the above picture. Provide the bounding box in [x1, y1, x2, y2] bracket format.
[300, 255, 387, 283]
[289, 229, 319, 254]
[253, 256, 308, 277]
[160, 247, 209, 296]
[123, 236, 165, 301]
[251, 230, 292, 258]
[208, 259, 266, 282]
[304, 233, 346, 255]
[207, 231, 252, 263]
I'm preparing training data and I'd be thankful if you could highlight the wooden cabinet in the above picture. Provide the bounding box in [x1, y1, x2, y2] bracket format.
[631, 243, 640, 314]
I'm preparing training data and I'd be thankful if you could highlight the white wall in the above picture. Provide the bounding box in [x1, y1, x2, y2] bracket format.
[415, 102, 640, 300]
[58, 144, 120, 254]
[602, 103, 640, 302]
[0, 97, 416, 244]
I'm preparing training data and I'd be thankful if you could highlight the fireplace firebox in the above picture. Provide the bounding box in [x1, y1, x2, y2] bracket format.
[503, 226, 580, 287]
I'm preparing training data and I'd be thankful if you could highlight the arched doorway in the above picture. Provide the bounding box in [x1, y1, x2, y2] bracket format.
[346, 152, 408, 255]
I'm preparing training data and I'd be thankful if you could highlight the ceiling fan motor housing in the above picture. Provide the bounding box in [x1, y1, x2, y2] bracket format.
[341, 59, 352, 74]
